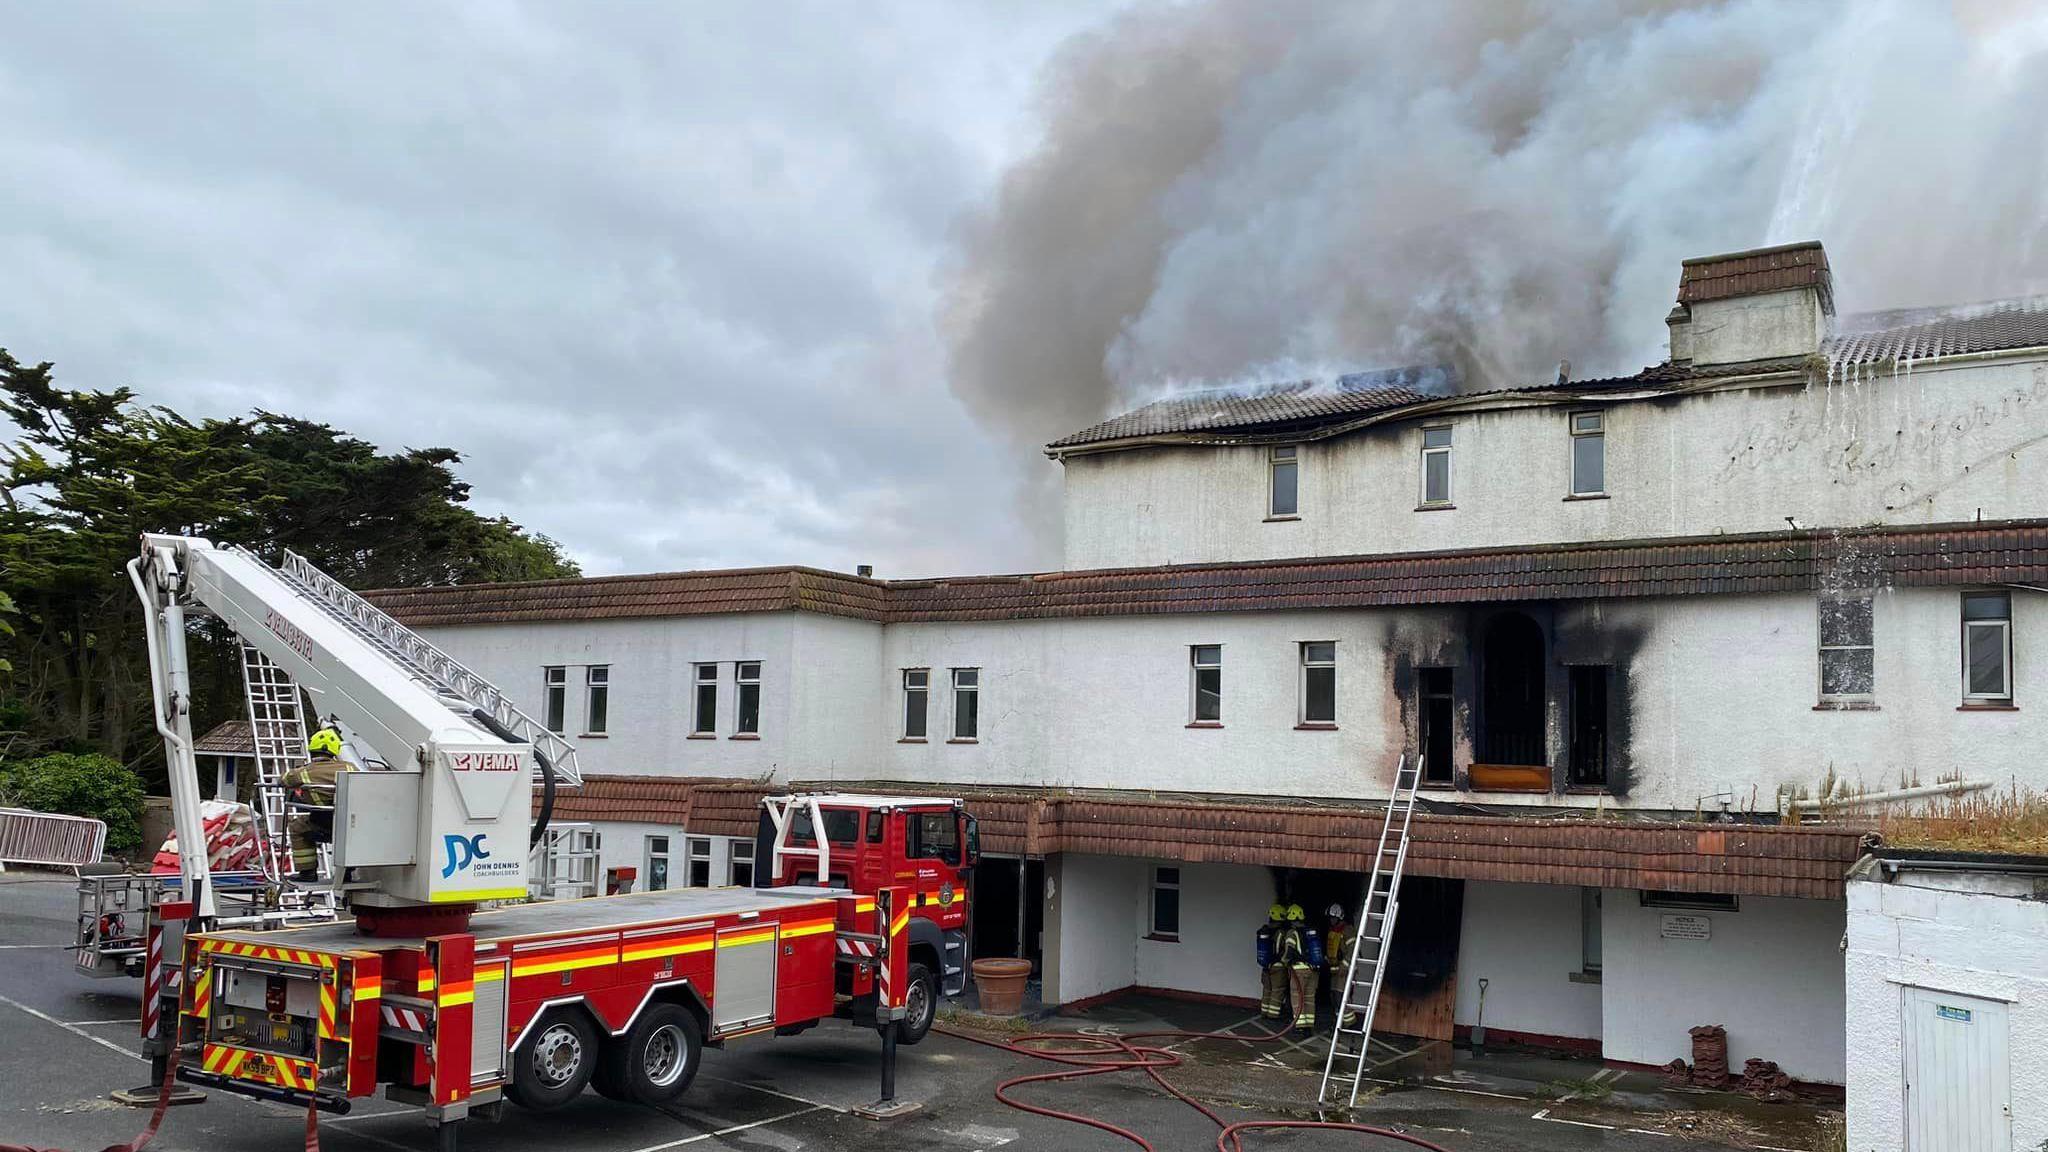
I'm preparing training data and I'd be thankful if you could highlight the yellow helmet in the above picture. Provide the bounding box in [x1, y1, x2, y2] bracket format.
[1268, 903, 1287, 920]
[1286, 903, 1306, 922]
[308, 728, 343, 757]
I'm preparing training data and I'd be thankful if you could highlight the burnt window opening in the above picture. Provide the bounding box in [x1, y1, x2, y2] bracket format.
[1479, 612, 1547, 766]
[1418, 668, 1455, 784]
[1568, 665, 1610, 788]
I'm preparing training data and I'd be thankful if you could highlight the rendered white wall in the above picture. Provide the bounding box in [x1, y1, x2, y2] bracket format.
[1452, 882, 1602, 1043]
[1061, 355, 2048, 571]
[1601, 892, 1845, 1083]
[1043, 853, 1142, 1004]
[1134, 862, 1274, 1004]
[1846, 867, 2048, 1152]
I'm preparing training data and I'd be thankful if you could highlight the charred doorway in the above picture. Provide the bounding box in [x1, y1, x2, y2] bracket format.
[971, 856, 1044, 973]
[1377, 877, 1465, 1041]
[1417, 668, 1455, 785]
[1479, 612, 1547, 766]
[1568, 665, 1610, 788]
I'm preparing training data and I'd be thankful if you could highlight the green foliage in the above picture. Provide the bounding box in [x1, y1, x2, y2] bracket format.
[0, 590, 13, 674]
[0, 752, 147, 851]
[0, 347, 578, 776]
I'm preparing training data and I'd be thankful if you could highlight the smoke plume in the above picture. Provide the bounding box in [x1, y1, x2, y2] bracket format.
[941, 0, 2048, 550]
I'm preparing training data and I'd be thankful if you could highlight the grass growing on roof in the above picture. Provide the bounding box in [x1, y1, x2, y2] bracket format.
[1875, 784, 2048, 856]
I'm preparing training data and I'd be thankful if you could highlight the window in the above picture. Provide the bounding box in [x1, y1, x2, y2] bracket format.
[1963, 592, 2013, 703]
[735, 661, 761, 735]
[692, 663, 718, 735]
[865, 810, 884, 843]
[1190, 645, 1222, 723]
[542, 666, 567, 734]
[1268, 446, 1298, 517]
[728, 838, 755, 887]
[908, 811, 960, 866]
[584, 665, 609, 735]
[685, 837, 713, 888]
[1818, 593, 1876, 702]
[1299, 641, 1337, 725]
[792, 808, 860, 846]
[1420, 426, 1452, 505]
[1150, 866, 1181, 940]
[645, 835, 671, 892]
[1641, 890, 1737, 912]
[902, 668, 930, 739]
[1580, 888, 1602, 976]
[951, 668, 979, 740]
[1418, 668, 1455, 784]
[1569, 411, 1605, 496]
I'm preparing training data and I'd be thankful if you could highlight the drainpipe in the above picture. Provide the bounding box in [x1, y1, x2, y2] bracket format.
[1781, 777, 1991, 817]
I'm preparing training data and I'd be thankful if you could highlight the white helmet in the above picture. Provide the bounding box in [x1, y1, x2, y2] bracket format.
[1326, 903, 1345, 919]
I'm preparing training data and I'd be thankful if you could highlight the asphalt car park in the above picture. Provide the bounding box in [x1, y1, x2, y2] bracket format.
[2, 875, 1829, 1152]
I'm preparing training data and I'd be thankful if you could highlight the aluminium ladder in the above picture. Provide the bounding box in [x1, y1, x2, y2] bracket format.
[1318, 754, 1424, 1107]
[240, 643, 310, 883]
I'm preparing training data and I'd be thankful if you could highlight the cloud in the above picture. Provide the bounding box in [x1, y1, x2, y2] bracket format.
[0, 1, 1097, 577]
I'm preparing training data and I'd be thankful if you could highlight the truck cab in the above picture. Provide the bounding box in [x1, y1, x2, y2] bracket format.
[756, 793, 979, 1040]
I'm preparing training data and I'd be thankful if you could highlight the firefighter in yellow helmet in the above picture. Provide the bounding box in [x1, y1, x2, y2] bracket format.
[284, 727, 355, 880]
[1284, 904, 1322, 1033]
[1256, 903, 1289, 1020]
[1324, 902, 1359, 1030]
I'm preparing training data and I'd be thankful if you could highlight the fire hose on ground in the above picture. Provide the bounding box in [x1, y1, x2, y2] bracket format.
[934, 1023, 1455, 1152]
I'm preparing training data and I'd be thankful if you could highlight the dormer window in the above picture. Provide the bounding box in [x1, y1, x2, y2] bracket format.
[1268, 446, 1298, 518]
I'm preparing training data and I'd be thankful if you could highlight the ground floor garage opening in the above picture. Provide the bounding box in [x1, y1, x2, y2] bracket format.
[969, 854, 1044, 974]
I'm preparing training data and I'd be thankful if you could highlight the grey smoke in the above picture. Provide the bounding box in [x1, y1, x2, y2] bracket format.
[942, 0, 2048, 547]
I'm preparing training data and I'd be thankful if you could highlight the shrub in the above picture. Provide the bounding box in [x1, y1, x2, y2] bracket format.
[0, 752, 147, 852]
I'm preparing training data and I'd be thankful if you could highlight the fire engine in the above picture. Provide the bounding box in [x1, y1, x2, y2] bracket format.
[125, 535, 977, 1148]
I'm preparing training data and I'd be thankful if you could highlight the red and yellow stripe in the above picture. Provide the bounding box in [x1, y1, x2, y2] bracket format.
[200, 1044, 318, 1092]
[717, 928, 776, 950]
[191, 967, 213, 1019]
[779, 917, 835, 940]
[197, 938, 336, 968]
[620, 932, 712, 964]
[511, 945, 616, 978]
[437, 978, 475, 1009]
[317, 981, 339, 1040]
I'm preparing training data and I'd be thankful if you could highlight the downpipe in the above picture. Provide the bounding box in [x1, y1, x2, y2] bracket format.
[1781, 777, 1990, 817]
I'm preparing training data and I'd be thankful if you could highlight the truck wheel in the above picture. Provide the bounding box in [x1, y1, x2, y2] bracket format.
[507, 1011, 597, 1110]
[898, 962, 938, 1045]
[597, 1003, 702, 1105]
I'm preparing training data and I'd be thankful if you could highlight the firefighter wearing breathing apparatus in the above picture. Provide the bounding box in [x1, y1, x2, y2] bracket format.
[285, 726, 356, 880]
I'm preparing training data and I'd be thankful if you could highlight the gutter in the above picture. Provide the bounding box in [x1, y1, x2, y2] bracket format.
[1782, 777, 1990, 817]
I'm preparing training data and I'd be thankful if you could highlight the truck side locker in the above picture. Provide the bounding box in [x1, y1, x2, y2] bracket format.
[427, 935, 476, 1115]
[346, 951, 382, 1097]
[712, 921, 777, 1034]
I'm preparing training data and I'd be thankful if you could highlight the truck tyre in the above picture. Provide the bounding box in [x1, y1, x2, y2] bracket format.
[899, 962, 938, 1045]
[507, 1010, 597, 1110]
[597, 1003, 702, 1105]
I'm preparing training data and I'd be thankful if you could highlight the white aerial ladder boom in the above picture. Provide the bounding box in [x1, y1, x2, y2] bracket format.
[129, 534, 577, 925]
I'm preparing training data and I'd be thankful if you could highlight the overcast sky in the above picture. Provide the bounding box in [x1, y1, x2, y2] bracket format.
[7, 2, 2044, 580]
[2, 2, 1102, 577]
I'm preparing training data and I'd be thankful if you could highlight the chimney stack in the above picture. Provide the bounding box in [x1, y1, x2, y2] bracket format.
[856, 564, 874, 578]
[1668, 240, 1832, 368]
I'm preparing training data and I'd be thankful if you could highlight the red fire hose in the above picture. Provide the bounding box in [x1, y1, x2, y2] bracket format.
[935, 1023, 1454, 1152]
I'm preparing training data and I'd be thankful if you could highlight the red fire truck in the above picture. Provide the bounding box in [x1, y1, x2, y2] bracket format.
[167, 793, 975, 1142]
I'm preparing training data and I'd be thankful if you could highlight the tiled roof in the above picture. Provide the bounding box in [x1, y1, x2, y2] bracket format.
[193, 720, 255, 756]
[1827, 296, 2048, 368]
[623, 777, 1867, 899]
[1679, 240, 1834, 313]
[369, 520, 2048, 628]
[541, 773, 726, 824]
[1046, 369, 1438, 450]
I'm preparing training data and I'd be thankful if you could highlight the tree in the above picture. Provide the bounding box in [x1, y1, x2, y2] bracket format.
[0, 348, 578, 782]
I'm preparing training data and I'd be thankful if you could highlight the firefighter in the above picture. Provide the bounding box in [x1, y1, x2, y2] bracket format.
[1257, 903, 1289, 1020]
[1324, 902, 1359, 1029]
[1285, 904, 1322, 1033]
[285, 727, 354, 880]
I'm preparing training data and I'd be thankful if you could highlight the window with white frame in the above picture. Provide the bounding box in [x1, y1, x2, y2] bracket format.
[685, 837, 713, 887]
[1190, 645, 1222, 723]
[692, 663, 718, 735]
[1569, 411, 1605, 496]
[903, 668, 930, 739]
[1420, 426, 1452, 505]
[1269, 446, 1299, 517]
[1963, 592, 2013, 703]
[1149, 866, 1181, 940]
[645, 835, 671, 892]
[584, 665, 609, 735]
[735, 661, 761, 735]
[951, 668, 979, 740]
[1818, 592, 1876, 702]
[728, 838, 755, 887]
[1300, 641, 1337, 725]
[542, 666, 567, 734]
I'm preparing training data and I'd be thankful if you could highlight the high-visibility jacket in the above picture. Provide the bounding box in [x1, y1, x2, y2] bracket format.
[1326, 920, 1352, 971]
[285, 754, 355, 809]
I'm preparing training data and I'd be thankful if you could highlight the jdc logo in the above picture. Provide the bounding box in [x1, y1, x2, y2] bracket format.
[441, 834, 490, 878]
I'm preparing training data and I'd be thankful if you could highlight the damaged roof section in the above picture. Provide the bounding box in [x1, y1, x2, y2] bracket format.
[1046, 367, 1439, 451]
[659, 778, 1868, 899]
[366, 519, 2048, 627]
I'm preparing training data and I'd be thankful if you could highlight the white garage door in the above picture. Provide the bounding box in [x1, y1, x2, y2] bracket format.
[1902, 987, 2010, 1152]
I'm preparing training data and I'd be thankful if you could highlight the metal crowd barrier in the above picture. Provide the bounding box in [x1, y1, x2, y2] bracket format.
[0, 806, 109, 870]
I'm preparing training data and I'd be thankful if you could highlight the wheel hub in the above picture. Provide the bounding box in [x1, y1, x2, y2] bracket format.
[532, 1023, 583, 1087]
[643, 1023, 688, 1087]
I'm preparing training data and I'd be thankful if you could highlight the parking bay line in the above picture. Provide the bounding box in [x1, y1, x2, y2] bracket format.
[626, 1105, 824, 1152]
[0, 991, 145, 1063]
[703, 1074, 848, 1113]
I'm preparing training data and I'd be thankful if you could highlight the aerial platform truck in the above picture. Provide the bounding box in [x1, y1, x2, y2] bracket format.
[127, 535, 977, 1148]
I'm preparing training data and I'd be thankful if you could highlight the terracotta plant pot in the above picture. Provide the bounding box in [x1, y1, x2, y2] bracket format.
[971, 957, 1034, 1016]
